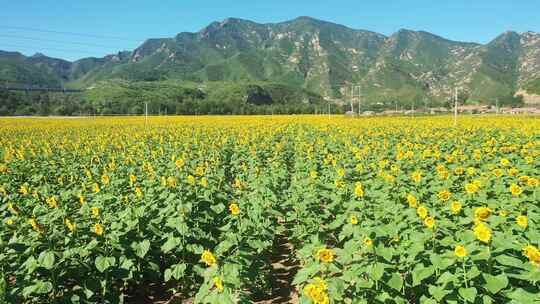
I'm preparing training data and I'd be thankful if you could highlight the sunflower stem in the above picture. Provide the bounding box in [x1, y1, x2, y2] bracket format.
[462, 259, 468, 289]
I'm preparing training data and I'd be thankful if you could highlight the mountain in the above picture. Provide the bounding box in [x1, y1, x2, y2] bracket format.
[1, 16, 539, 105]
[0, 51, 71, 86]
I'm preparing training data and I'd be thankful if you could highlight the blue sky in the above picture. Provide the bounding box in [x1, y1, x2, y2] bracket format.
[1, 0, 537, 61]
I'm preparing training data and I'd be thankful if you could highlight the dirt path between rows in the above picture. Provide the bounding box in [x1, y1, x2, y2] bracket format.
[253, 232, 300, 304]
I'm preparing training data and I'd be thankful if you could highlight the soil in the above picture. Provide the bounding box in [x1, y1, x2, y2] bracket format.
[253, 233, 300, 304]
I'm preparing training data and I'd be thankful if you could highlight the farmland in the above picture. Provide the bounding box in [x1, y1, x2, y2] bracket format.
[1, 115, 540, 303]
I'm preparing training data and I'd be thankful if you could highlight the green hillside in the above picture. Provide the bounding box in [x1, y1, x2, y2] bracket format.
[1, 17, 539, 115]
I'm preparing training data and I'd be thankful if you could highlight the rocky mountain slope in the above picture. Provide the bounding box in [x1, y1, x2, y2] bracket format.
[1, 16, 539, 104]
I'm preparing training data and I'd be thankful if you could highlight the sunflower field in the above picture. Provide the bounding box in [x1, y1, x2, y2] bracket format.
[0, 115, 539, 303]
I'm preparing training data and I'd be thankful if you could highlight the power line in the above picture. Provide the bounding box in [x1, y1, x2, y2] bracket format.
[0, 25, 144, 42]
[0, 43, 112, 57]
[0, 34, 128, 50]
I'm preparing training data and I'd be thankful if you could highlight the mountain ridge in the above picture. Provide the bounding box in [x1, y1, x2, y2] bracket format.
[1, 16, 539, 104]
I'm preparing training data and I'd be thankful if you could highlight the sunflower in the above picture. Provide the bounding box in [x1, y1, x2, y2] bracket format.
[465, 183, 478, 194]
[424, 216, 436, 229]
[65, 219, 76, 232]
[363, 237, 373, 247]
[201, 250, 217, 267]
[454, 167, 465, 175]
[354, 182, 364, 197]
[411, 171, 422, 183]
[317, 248, 335, 263]
[509, 183, 523, 196]
[527, 177, 539, 187]
[523, 245, 540, 267]
[454, 245, 468, 258]
[304, 277, 330, 304]
[229, 202, 241, 216]
[517, 215, 528, 229]
[213, 277, 224, 292]
[101, 175, 110, 185]
[474, 207, 492, 221]
[438, 190, 451, 201]
[451, 201, 462, 214]
[91, 207, 100, 218]
[407, 193, 418, 208]
[94, 223, 104, 236]
[499, 210, 509, 217]
[474, 223, 492, 244]
[417, 206, 428, 219]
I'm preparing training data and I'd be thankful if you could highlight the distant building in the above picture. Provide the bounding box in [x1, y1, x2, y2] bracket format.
[404, 109, 424, 115]
[381, 110, 404, 115]
[429, 107, 449, 114]
[503, 107, 540, 115]
[457, 105, 490, 114]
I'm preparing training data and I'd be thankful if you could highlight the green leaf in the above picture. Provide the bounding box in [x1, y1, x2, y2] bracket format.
[38, 251, 55, 270]
[23, 256, 39, 274]
[356, 279, 374, 289]
[374, 291, 392, 302]
[387, 273, 403, 291]
[466, 266, 481, 281]
[187, 244, 204, 254]
[292, 264, 320, 285]
[120, 258, 135, 270]
[380, 247, 394, 262]
[170, 263, 186, 280]
[327, 278, 346, 300]
[412, 265, 435, 286]
[495, 255, 525, 269]
[436, 271, 456, 285]
[0, 276, 6, 295]
[215, 240, 234, 256]
[132, 240, 151, 258]
[430, 254, 454, 270]
[164, 268, 173, 282]
[95, 255, 115, 273]
[482, 295, 494, 304]
[22, 280, 52, 297]
[508, 288, 539, 303]
[341, 265, 365, 283]
[210, 203, 225, 214]
[482, 273, 508, 294]
[428, 284, 451, 302]
[370, 263, 385, 281]
[458, 287, 477, 303]
[161, 237, 180, 253]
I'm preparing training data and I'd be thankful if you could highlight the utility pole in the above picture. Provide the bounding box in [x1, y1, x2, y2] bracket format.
[355, 85, 362, 115]
[453, 87, 458, 127]
[145, 102, 148, 127]
[349, 86, 354, 114]
[327, 101, 331, 119]
[496, 98, 499, 115]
